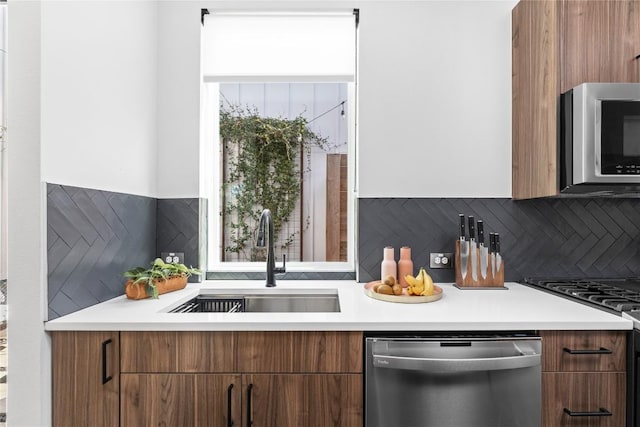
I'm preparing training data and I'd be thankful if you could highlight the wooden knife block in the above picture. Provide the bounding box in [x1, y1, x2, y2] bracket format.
[454, 240, 504, 287]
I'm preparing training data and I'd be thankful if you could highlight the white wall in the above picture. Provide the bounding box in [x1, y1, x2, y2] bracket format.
[157, 0, 516, 199]
[156, 1, 201, 198]
[0, 4, 8, 281]
[358, 1, 516, 197]
[7, 2, 51, 425]
[41, 1, 158, 197]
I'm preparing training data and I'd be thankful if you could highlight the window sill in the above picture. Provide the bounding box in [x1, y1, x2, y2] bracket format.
[206, 269, 356, 281]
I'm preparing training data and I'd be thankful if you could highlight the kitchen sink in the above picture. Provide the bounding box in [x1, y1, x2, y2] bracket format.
[168, 290, 340, 313]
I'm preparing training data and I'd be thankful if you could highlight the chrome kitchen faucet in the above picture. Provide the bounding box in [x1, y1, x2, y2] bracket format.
[257, 208, 286, 287]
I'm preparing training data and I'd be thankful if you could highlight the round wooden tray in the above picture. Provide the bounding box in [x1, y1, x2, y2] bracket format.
[363, 281, 443, 303]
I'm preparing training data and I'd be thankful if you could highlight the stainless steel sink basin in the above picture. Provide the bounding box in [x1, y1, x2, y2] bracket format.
[169, 290, 340, 313]
[244, 294, 340, 312]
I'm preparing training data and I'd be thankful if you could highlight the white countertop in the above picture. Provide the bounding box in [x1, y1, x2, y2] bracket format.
[44, 281, 633, 331]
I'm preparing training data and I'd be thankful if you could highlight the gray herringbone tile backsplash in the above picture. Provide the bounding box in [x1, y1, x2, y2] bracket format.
[48, 186, 640, 317]
[47, 184, 156, 319]
[47, 184, 203, 319]
[358, 198, 640, 283]
[157, 198, 205, 282]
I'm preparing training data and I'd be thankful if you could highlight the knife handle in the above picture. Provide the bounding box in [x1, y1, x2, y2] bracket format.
[468, 216, 475, 240]
[495, 233, 501, 253]
[477, 220, 484, 245]
[459, 214, 465, 240]
[489, 233, 496, 253]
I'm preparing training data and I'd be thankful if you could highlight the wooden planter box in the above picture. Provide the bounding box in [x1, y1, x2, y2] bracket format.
[125, 275, 188, 300]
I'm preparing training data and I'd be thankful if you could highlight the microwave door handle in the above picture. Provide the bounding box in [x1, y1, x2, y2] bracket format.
[372, 353, 540, 372]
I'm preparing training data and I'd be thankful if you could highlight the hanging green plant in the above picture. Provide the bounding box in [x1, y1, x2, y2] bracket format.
[220, 104, 329, 261]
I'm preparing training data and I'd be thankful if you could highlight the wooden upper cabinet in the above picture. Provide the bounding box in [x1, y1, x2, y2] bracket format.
[512, 0, 560, 199]
[512, 0, 640, 199]
[609, 0, 640, 83]
[561, 0, 640, 92]
[560, 0, 611, 93]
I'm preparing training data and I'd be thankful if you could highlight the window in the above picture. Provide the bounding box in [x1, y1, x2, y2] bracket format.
[201, 11, 358, 272]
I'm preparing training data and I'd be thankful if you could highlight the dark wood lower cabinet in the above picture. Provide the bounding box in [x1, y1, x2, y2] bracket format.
[120, 374, 241, 427]
[55, 329, 630, 427]
[120, 373, 362, 427]
[540, 330, 627, 426]
[246, 374, 363, 427]
[116, 331, 363, 427]
[542, 371, 626, 426]
[52, 331, 120, 427]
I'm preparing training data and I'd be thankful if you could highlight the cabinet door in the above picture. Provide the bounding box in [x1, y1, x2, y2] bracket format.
[245, 374, 362, 427]
[542, 372, 626, 426]
[561, 0, 640, 92]
[121, 374, 241, 427]
[511, 0, 561, 199]
[52, 331, 119, 427]
[609, 0, 640, 83]
[561, 0, 611, 92]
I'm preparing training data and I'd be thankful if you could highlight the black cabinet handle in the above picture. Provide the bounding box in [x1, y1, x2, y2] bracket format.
[563, 347, 612, 355]
[227, 383, 234, 427]
[563, 407, 612, 417]
[246, 383, 253, 426]
[101, 338, 113, 385]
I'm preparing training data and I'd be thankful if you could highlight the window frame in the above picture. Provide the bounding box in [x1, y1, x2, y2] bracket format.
[200, 10, 359, 274]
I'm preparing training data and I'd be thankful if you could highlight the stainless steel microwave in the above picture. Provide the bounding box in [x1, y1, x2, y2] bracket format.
[560, 82, 640, 195]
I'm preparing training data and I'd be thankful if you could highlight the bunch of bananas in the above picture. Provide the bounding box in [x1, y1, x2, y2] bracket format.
[405, 267, 435, 296]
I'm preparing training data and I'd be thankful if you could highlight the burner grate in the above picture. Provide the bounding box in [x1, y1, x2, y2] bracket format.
[523, 277, 640, 313]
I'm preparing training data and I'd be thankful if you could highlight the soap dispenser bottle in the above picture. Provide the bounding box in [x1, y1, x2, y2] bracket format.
[380, 246, 397, 282]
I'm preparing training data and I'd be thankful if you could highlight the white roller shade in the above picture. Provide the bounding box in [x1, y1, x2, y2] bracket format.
[202, 12, 356, 82]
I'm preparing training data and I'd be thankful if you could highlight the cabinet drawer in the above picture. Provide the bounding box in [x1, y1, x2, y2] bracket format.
[237, 331, 363, 373]
[541, 331, 626, 372]
[121, 331, 235, 373]
[542, 372, 625, 426]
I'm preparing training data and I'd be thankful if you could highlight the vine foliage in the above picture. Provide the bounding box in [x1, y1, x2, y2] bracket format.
[220, 105, 329, 261]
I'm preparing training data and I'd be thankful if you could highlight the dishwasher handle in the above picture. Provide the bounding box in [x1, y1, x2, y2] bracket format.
[372, 352, 540, 372]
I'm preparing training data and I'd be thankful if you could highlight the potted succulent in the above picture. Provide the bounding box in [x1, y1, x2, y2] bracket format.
[123, 258, 201, 300]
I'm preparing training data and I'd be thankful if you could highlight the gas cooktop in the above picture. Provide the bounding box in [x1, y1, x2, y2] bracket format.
[521, 277, 640, 313]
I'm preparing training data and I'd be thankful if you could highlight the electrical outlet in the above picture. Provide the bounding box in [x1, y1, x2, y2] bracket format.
[430, 252, 453, 269]
[161, 252, 185, 264]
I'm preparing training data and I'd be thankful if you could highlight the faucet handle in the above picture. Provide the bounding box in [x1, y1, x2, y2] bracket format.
[274, 254, 286, 274]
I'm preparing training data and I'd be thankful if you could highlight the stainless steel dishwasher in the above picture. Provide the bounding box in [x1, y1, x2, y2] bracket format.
[365, 334, 541, 427]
